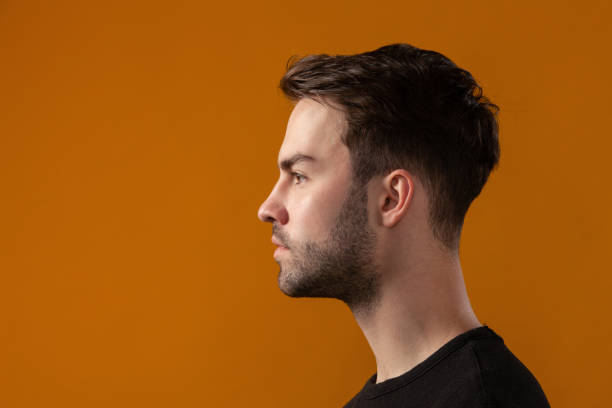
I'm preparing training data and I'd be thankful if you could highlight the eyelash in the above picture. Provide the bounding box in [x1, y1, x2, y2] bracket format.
[291, 172, 306, 185]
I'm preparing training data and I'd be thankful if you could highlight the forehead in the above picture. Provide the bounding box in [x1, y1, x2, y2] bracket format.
[278, 98, 348, 164]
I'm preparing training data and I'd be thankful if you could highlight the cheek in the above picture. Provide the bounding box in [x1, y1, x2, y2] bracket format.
[288, 187, 344, 240]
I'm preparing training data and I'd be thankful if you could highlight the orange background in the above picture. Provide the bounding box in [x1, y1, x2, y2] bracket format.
[2, 1, 610, 407]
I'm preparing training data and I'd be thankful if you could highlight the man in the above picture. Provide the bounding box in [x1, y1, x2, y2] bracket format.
[257, 43, 550, 407]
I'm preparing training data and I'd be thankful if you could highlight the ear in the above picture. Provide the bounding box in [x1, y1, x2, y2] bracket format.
[378, 170, 414, 228]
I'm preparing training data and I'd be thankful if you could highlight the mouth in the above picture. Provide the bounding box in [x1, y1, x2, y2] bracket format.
[274, 245, 289, 257]
[271, 236, 289, 258]
[271, 236, 288, 249]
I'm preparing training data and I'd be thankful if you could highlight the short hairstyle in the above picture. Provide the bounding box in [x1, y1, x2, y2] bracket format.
[279, 43, 500, 250]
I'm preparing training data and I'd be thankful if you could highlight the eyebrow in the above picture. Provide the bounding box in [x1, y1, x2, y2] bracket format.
[278, 153, 316, 171]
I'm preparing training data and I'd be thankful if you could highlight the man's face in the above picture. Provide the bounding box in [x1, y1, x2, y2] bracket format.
[257, 98, 380, 312]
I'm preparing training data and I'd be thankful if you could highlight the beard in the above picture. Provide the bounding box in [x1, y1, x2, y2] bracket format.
[272, 180, 381, 315]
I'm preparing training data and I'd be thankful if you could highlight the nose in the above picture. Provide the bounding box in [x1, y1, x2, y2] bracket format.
[258, 189, 289, 225]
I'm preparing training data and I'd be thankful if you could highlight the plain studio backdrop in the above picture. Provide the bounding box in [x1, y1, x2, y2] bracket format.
[1, 1, 610, 407]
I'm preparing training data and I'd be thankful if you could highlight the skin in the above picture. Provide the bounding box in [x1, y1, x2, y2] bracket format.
[258, 98, 481, 383]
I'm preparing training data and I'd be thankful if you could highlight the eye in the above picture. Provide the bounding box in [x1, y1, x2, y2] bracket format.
[291, 172, 306, 185]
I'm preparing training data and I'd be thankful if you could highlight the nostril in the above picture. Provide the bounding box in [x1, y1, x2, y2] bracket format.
[258, 204, 275, 223]
[258, 199, 288, 225]
[263, 214, 275, 223]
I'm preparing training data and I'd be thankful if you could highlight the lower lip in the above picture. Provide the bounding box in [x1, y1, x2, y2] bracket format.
[274, 246, 289, 256]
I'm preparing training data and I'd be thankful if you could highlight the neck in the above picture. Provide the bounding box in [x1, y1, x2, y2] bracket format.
[351, 247, 481, 384]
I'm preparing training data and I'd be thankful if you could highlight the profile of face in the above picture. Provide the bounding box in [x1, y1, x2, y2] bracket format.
[258, 98, 381, 313]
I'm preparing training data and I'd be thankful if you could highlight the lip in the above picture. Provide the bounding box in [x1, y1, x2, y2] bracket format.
[271, 237, 288, 249]
[274, 246, 288, 257]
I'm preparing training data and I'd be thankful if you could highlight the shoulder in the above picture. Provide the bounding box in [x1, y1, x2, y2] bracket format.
[469, 333, 550, 408]
[342, 393, 358, 408]
[341, 327, 551, 408]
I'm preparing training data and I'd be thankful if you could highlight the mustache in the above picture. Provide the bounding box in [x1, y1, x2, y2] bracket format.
[272, 224, 290, 248]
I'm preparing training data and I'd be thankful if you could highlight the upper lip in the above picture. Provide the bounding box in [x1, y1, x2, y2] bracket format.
[271, 237, 287, 248]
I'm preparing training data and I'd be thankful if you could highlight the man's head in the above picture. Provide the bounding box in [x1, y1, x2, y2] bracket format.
[258, 43, 499, 311]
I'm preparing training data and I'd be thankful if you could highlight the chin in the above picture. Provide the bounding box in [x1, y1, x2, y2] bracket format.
[277, 268, 310, 298]
[277, 268, 298, 297]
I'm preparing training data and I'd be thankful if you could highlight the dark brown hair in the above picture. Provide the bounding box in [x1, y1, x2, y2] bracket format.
[279, 43, 500, 250]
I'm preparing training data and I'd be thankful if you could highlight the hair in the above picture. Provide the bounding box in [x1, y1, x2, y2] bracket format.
[279, 43, 500, 250]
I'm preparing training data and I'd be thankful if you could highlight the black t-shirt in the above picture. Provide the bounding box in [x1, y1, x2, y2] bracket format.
[342, 326, 550, 408]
